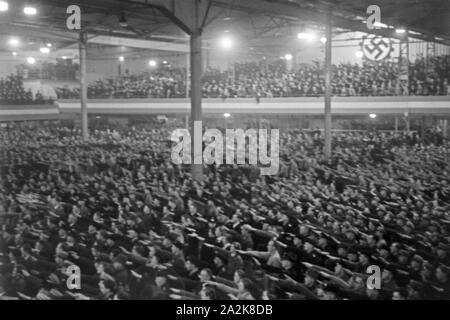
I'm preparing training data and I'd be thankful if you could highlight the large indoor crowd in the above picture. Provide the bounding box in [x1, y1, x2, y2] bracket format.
[1, 122, 449, 300]
[52, 55, 450, 100]
[56, 69, 186, 100]
[3, 55, 449, 103]
[0, 75, 52, 105]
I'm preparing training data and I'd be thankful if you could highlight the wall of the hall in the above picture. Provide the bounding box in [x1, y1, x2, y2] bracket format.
[1, 32, 449, 81]
[85, 53, 188, 82]
[0, 54, 22, 78]
[296, 32, 450, 65]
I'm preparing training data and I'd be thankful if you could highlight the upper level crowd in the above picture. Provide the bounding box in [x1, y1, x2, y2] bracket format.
[0, 75, 53, 105]
[2, 55, 450, 104]
[57, 55, 450, 100]
[1, 123, 449, 300]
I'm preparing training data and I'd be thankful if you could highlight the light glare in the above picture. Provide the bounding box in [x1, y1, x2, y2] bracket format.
[8, 38, 20, 47]
[24, 6, 37, 15]
[0, 1, 8, 12]
[373, 21, 388, 28]
[297, 32, 317, 42]
[219, 36, 233, 50]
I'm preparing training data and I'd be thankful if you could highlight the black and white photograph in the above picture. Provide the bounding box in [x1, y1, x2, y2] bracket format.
[0, 0, 450, 307]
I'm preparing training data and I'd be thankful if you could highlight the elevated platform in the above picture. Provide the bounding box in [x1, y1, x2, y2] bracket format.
[1, 96, 450, 123]
[58, 96, 450, 116]
[0, 104, 59, 122]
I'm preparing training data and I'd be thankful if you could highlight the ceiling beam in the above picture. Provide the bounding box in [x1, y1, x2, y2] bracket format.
[209, 0, 450, 46]
[88, 35, 189, 52]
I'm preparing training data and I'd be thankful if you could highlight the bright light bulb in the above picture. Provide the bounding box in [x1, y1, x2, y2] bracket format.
[284, 54, 293, 61]
[27, 57, 36, 64]
[369, 113, 377, 119]
[149, 60, 157, 67]
[12, 52, 17, 56]
[0, 1, 8, 12]
[297, 32, 317, 42]
[40, 47, 50, 53]
[373, 21, 388, 28]
[119, 56, 125, 62]
[355, 50, 364, 58]
[8, 37, 20, 47]
[224, 113, 231, 118]
[24, 6, 37, 15]
[219, 36, 233, 50]
[320, 37, 327, 44]
[395, 28, 406, 34]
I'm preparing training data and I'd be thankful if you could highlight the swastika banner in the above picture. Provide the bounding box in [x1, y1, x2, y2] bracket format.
[361, 34, 393, 61]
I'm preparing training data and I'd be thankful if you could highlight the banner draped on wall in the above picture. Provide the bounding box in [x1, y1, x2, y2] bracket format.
[361, 34, 393, 61]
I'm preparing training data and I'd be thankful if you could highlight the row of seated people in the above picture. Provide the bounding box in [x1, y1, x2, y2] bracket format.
[56, 70, 186, 100]
[0, 124, 449, 300]
[0, 75, 54, 105]
[55, 56, 450, 99]
[204, 58, 450, 98]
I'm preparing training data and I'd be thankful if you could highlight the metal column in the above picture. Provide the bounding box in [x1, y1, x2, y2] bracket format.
[79, 31, 88, 141]
[324, 17, 332, 160]
[404, 112, 410, 132]
[205, 42, 210, 70]
[442, 119, 448, 139]
[132, 0, 212, 182]
[190, 31, 203, 182]
[426, 41, 436, 76]
[398, 35, 409, 95]
[186, 52, 190, 98]
[185, 115, 189, 129]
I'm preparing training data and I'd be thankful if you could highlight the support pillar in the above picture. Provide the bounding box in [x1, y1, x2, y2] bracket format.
[79, 31, 88, 141]
[398, 35, 409, 95]
[420, 116, 425, 139]
[185, 115, 189, 129]
[205, 42, 210, 70]
[144, 0, 212, 182]
[324, 17, 332, 160]
[190, 31, 203, 182]
[426, 42, 436, 76]
[404, 112, 410, 132]
[441, 119, 448, 139]
[186, 52, 190, 98]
